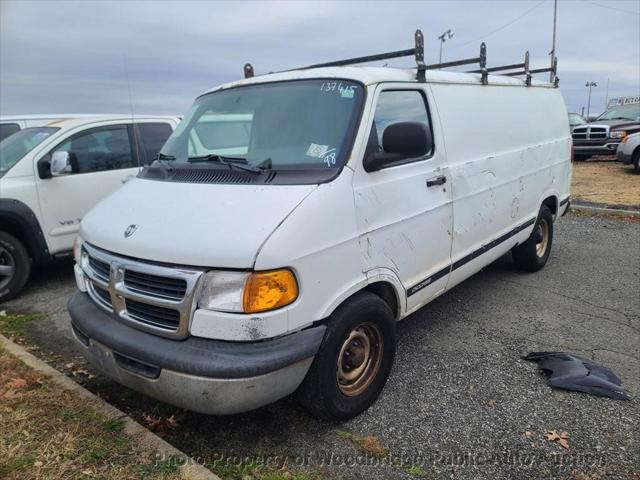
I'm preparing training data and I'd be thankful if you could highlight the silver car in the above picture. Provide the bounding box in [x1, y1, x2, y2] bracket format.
[616, 132, 640, 172]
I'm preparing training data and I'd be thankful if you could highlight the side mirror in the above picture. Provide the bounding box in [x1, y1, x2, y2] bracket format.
[50, 151, 77, 176]
[363, 122, 432, 172]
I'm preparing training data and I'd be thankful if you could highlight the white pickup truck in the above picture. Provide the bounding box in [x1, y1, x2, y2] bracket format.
[0, 115, 180, 301]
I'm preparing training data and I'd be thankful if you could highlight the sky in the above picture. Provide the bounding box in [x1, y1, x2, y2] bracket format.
[0, 0, 638, 117]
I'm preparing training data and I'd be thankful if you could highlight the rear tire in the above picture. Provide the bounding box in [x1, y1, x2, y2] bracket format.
[512, 206, 553, 272]
[0, 231, 31, 302]
[297, 291, 396, 421]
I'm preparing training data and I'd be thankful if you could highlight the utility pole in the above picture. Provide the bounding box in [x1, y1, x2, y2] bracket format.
[586, 81, 597, 119]
[438, 29, 454, 63]
[550, 0, 558, 83]
[604, 78, 610, 109]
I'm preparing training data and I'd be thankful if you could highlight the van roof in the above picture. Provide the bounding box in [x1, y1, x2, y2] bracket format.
[207, 66, 553, 95]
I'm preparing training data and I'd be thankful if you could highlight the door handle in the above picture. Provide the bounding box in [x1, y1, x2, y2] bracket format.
[426, 175, 447, 187]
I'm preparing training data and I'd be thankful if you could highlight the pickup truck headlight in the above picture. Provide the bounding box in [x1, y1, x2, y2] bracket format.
[610, 130, 626, 139]
[198, 269, 298, 313]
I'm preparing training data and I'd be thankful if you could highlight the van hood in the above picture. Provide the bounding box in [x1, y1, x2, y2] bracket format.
[81, 177, 316, 268]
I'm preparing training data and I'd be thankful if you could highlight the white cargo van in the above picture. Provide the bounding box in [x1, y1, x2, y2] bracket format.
[69, 33, 571, 420]
[0, 115, 180, 301]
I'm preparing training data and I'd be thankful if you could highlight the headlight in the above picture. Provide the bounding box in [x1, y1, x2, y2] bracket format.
[198, 269, 298, 313]
[610, 130, 626, 139]
[73, 236, 83, 264]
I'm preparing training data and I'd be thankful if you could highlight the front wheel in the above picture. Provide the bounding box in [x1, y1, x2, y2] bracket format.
[297, 291, 396, 421]
[0, 231, 31, 302]
[512, 205, 554, 272]
[632, 150, 640, 174]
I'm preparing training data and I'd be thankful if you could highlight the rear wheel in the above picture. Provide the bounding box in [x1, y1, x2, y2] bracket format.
[512, 205, 553, 272]
[0, 231, 31, 302]
[297, 291, 396, 420]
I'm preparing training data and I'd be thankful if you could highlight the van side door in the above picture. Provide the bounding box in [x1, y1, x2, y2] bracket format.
[353, 84, 453, 313]
[34, 120, 174, 255]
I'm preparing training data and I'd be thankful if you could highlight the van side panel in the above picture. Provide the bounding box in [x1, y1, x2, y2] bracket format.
[429, 83, 571, 289]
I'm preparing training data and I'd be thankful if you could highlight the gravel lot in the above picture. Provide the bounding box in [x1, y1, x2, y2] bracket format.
[3, 212, 639, 480]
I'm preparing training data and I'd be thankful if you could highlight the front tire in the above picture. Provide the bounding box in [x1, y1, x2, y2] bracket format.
[632, 149, 640, 174]
[0, 232, 31, 302]
[512, 205, 553, 272]
[297, 291, 396, 421]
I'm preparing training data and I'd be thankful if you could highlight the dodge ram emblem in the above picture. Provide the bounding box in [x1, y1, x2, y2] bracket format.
[124, 224, 138, 238]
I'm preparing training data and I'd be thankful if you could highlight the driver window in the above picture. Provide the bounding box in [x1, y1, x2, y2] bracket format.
[52, 125, 135, 174]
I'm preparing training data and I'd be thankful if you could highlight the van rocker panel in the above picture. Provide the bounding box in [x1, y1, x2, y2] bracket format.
[68, 291, 325, 379]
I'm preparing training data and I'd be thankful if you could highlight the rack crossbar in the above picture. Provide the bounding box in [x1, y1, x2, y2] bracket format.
[467, 62, 525, 74]
[427, 57, 481, 70]
[301, 48, 416, 70]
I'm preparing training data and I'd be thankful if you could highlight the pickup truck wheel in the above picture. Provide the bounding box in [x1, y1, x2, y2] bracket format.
[512, 205, 553, 272]
[297, 291, 396, 421]
[633, 149, 640, 173]
[0, 232, 31, 302]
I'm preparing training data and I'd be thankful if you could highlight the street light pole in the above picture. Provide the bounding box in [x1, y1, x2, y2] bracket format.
[437, 29, 454, 63]
[586, 81, 597, 119]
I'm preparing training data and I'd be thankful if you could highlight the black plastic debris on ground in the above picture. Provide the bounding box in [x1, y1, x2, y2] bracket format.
[522, 351, 630, 400]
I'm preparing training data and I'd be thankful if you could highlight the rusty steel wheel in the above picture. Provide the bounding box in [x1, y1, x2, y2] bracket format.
[535, 217, 550, 258]
[336, 322, 384, 397]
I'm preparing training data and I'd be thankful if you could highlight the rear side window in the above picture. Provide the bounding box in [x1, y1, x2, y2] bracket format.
[372, 90, 433, 157]
[0, 123, 21, 141]
[137, 123, 173, 164]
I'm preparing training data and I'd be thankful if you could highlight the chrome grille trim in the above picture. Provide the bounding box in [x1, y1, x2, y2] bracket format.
[572, 125, 610, 140]
[80, 243, 204, 339]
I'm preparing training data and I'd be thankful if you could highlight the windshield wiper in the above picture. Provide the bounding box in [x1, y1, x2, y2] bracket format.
[604, 117, 634, 121]
[152, 152, 176, 171]
[187, 154, 263, 173]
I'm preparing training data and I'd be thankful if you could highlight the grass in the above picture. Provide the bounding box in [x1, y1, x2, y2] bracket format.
[0, 344, 185, 480]
[0, 312, 41, 336]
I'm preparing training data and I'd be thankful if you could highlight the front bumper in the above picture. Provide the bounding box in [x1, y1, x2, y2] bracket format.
[68, 291, 325, 414]
[616, 147, 633, 164]
[573, 141, 620, 156]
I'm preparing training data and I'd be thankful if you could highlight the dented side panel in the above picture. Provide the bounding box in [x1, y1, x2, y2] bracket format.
[352, 83, 454, 312]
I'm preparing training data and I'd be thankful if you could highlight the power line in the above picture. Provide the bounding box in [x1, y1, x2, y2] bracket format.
[585, 0, 640, 15]
[452, 0, 548, 50]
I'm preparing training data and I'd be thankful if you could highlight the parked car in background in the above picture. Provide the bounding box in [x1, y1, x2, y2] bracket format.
[0, 114, 113, 141]
[568, 112, 586, 131]
[0, 115, 180, 302]
[68, 50, 571, 420]
[572, 101, 640, 161]
[616, 132, 640, 173]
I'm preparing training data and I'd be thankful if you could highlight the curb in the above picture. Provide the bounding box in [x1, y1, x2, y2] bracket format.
[570, 204, 640, 218]
[0, 333, 220, 480]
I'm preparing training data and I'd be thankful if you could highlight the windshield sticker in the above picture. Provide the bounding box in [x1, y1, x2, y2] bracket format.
[306, 143, 337, 167]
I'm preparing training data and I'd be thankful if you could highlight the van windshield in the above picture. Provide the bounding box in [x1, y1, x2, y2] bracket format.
[0, 127, 59, 176]
[159, 79, 364, 171]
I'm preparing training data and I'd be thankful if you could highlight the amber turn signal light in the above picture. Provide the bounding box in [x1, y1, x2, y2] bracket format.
[243, 269, 298, 313]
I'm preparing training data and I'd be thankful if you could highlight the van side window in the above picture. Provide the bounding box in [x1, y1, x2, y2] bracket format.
[52, 125, 135, 174]
[137, 123, 173, 165]
[372, 90, 433, 158]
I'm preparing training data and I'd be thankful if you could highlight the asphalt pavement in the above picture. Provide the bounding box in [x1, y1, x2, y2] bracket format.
[3, 212, 639, 479]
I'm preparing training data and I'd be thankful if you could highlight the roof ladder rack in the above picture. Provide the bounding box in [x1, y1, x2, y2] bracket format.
[242, 29, 559, 87]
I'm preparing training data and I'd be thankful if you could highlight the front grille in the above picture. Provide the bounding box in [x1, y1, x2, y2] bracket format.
[88, 256, 110, 282]
[81, 243, 203, 339]
[572, 126, 609, 141]
[125, 299, 180, 330]
[124, 270, 187, 300]
[93, 284, 112, 308]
